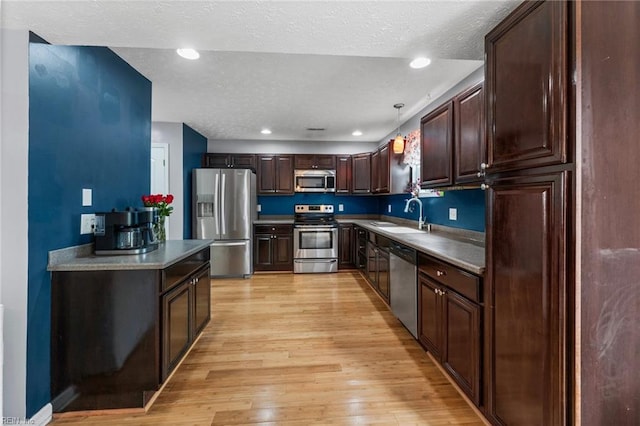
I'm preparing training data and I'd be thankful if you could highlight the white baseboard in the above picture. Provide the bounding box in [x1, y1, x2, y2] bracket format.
[29, 403, 52, 426]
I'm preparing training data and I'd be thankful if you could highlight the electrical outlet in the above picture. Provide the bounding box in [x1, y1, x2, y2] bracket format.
[388, 204, 392, 213]
[338, 204, 344, 212]
[257, 204, 262, 212]
[449, 208, 457, 221]
[80, 213, 96, 234]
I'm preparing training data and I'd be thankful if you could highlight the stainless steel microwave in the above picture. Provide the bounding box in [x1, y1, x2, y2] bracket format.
[294, 169, 336, 193]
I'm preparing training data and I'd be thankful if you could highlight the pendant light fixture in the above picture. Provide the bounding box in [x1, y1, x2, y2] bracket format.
[392, 103, 406, 154]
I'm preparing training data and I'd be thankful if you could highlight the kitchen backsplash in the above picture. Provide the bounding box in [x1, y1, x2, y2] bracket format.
[257, 189, 485, 232]
[379, 189, 486, 232]
[258, 193, 379, 216]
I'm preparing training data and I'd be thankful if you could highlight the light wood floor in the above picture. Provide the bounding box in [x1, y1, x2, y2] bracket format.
[52, 272, 484, 425]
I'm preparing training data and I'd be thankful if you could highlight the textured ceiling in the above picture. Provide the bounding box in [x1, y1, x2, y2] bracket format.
[2, 0, 520, 143]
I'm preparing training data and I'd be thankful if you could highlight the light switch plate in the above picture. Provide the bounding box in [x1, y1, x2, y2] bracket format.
[449, 208, 457, 221]
[388, 204, 392, 213]
[82, 188, 92, 206]
[80, 214, 96, 234]
[257, 204, 262, 212]
[338, 204, 344, 212]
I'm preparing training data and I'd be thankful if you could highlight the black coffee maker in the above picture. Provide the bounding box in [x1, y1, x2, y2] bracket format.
[94, 207, 159, 255]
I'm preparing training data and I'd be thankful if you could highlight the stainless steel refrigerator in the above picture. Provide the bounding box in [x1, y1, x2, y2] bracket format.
[192, 168, 256, 277]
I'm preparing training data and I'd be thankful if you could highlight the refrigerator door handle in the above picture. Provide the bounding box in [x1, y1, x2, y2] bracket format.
[214, 172, 220, 236]
[220, 172, 226, 236]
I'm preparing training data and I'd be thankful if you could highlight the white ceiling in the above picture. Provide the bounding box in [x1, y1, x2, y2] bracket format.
[2, 0, 520, 144]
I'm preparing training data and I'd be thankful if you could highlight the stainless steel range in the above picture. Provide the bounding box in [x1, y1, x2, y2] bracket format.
[293, 204, 338, 273]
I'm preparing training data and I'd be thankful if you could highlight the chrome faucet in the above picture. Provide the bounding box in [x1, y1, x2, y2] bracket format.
[404, 196, 426, 230]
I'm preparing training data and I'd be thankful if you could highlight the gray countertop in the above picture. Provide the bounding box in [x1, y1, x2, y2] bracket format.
[254, 217, 485, 275]
[48, 239, 213, 272]
[346, 220, 485, 275]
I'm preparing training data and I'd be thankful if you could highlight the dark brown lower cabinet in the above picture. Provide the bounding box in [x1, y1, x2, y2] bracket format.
[418, 275, 443, 358]
[365, 236, 390, 304]
[418, 254, 482, 406]
[485, 171, 568, 426]
[443, 290, 481, 406]
[161, 263, 210, 381]
[51, 247, 211, 412]
[254, 224, 293, 271]
[338, 223, 355, 269]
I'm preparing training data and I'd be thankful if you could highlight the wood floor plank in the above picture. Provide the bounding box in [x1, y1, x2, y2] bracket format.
[52, 271, 484, 425]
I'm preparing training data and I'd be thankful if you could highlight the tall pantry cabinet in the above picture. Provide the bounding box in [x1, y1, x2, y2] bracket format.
[483, 1, 571, 425]
[484, 1, 640, 425]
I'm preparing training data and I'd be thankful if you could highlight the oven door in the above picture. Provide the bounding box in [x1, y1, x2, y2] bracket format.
[293, 225, 338, 259]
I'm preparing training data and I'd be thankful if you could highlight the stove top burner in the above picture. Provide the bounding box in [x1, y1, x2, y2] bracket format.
[293, 204, 337, 226]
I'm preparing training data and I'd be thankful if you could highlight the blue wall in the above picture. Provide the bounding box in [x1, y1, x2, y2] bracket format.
[182, 124, 207, 238]
[379, 189, 486, 232]
[258, 190, 485, 232]
[28, 43, 151, 415]
[258, 193, 379, 216]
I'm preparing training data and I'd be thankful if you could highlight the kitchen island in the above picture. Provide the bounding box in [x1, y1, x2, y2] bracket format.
[48, 240, 212, 413]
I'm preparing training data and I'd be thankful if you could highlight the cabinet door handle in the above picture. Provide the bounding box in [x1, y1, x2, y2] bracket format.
[436, 270, 446, 277]
[481, 183, 490, 191]
[477, 163, 488, 178]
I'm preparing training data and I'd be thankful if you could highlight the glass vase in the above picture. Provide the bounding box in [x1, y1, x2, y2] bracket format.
[154, 216, 167, 243]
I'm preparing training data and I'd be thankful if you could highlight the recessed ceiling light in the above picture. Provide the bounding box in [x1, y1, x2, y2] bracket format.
[352, 130, 363, 136]
[176, 48, 200, 60]
[261, 129, 272, 135]
[409, 57, 431, 69]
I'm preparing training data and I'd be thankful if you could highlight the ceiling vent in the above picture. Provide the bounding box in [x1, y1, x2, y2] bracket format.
[306, 127, 326, 131]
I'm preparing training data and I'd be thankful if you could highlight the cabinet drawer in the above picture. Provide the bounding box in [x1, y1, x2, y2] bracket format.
[255, 224, 292, 234]
[418, 254, 481, 303]
[162, 248, 210, 293]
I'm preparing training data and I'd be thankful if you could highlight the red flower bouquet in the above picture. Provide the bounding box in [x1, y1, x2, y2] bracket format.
[142, 194, 174, 242]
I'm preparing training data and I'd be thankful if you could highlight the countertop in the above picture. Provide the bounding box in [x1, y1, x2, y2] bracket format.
[345, 220, 485, 275]
[253, 217, 485, 275]
[48, 239, 213, 272]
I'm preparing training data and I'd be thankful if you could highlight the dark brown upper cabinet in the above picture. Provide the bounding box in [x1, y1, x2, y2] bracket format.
[351, 153, 371, 194]
[203, 153, 256, 170]
[257, 155, 294, 194]
[293, 154, 336, 170]
[371, 143, 390, 193]
[485, 0, 569, 173]
[421, 101, 454, 188]
[335, 155, 352, 194]
[454, 83, 485, 184]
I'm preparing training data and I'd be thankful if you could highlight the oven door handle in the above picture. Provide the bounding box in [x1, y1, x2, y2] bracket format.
[294, 225, 338, 229]
[294, 259, 338, 263]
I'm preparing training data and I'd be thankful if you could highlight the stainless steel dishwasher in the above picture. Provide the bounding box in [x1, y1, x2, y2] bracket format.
[389, 241, 418, 338]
